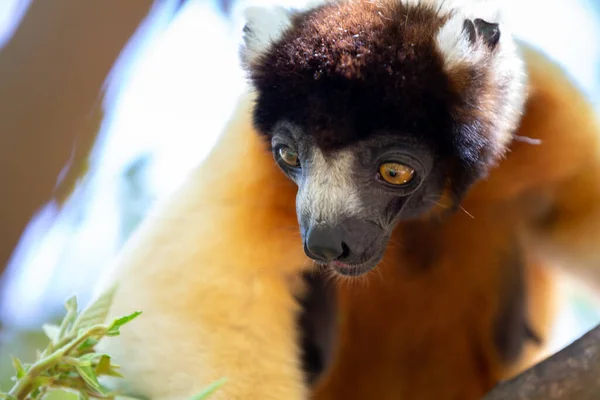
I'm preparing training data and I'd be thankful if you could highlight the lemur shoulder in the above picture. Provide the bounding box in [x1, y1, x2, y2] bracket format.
[96, 0, 600, 399]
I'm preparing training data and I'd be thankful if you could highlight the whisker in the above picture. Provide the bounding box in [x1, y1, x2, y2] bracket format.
[322, 267, 339, 287]
[386, 237, 404, 249]
[374, 264, 385, 284]
[425, 199, 447, 208]
[513, 135, 542, 145]
[459, 205, 475, 219]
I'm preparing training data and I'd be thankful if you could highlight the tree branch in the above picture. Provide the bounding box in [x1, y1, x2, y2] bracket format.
[484, 323, 600, 400]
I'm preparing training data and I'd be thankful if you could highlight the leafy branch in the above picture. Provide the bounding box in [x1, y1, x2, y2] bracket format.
[0, 285, 225, 400]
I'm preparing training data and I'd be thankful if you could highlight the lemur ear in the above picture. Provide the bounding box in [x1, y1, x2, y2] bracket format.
[462, 18, 501, 49]
[240, 0, 329, 68]
[462, 19, 477, 44]
[240, 6, 293, 67]
[474, 18, 501, 48]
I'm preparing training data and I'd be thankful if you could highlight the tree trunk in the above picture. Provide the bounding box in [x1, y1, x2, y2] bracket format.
[0, 0, 154, 276]
[484, 323, 600, 399]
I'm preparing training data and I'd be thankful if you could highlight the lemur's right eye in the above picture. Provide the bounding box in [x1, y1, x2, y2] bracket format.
[378, 162, 414, 186]
[279, 146, 300, 167]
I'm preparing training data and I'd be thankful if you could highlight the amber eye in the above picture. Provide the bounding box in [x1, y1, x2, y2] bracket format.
[378, 162, 415, 185]
[279, 146, 300, 167]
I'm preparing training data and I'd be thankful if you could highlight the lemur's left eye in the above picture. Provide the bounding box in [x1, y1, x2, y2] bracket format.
[279, 146, 300, 167]
[378, 162, 414, 185]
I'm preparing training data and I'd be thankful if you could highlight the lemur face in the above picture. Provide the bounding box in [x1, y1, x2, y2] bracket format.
[271, 121, 445, 275]
[242, 0, 527, 276]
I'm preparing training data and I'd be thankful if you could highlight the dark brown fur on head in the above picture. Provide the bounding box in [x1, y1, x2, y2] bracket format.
[241, 0, 527, 205]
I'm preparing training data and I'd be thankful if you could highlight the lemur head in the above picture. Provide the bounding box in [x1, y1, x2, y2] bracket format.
[241, 0, 527, 276]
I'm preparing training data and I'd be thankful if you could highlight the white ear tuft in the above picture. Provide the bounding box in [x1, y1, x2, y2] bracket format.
[241, 6, 293, 66]
[435, 0, 506, 70]
[434, 0, 526, 149]
[304, 0, 329, 8]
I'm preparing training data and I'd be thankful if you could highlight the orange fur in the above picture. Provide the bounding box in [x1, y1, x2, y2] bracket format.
[97, 95, 311, 399]
[466, 44, 600, 203]
[97, 41, 597, 400]
[312, 204, 558, 399]
[501, 256, 559, 379]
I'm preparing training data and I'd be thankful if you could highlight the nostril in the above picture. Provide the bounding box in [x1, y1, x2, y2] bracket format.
[304, 224, 346, 262]
[340, 242, 350, 259]
[304, 240, 337, 262]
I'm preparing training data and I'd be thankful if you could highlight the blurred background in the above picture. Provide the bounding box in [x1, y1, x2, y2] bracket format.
[1, 0, 600, 389]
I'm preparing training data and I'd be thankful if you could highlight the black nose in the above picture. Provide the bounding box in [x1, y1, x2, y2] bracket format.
[304, 224, 345, 262]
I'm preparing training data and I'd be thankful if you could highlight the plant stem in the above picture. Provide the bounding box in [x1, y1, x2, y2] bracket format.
[8, 352, 62, 399]
[7, 325, 108, 399]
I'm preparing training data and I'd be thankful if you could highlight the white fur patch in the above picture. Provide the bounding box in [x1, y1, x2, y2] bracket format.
[434, 0, 505, 69]
[429, 0, 527, 148]
[241, 0, 328, 66]
[402, 0, 500, 17]
[242, 6, 293, 65]
[297, 147, 363, 224]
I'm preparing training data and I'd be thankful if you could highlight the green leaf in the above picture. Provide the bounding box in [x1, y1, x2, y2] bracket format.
[43, 389, 79, 400]
[93, 355, 123, 378]
[78, 353, 109, 364]
[64, 296, 78, 313]
[31, 376, 53, 388]
[102, 368, 124, 378]
[63, 356, 92, 367]
[11, 356, 25, 379]
[188, 378, 227, 400]
[77, 337, 99, 352]
[72, 285, 118, 333]
[96, 361, 123, 378]
[59, 296, 79, 336]
[30, 386, 42, 399]
[106, 311, 142, 336]
[75, 365, 106, 395]
[114, 396, 150, 400]
[0, 393, 18, 400]
[94, 355, 111, 374]
[42, 324, 61, 343]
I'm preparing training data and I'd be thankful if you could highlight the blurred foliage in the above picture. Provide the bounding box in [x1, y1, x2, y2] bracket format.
[0, 286, 225, 400]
